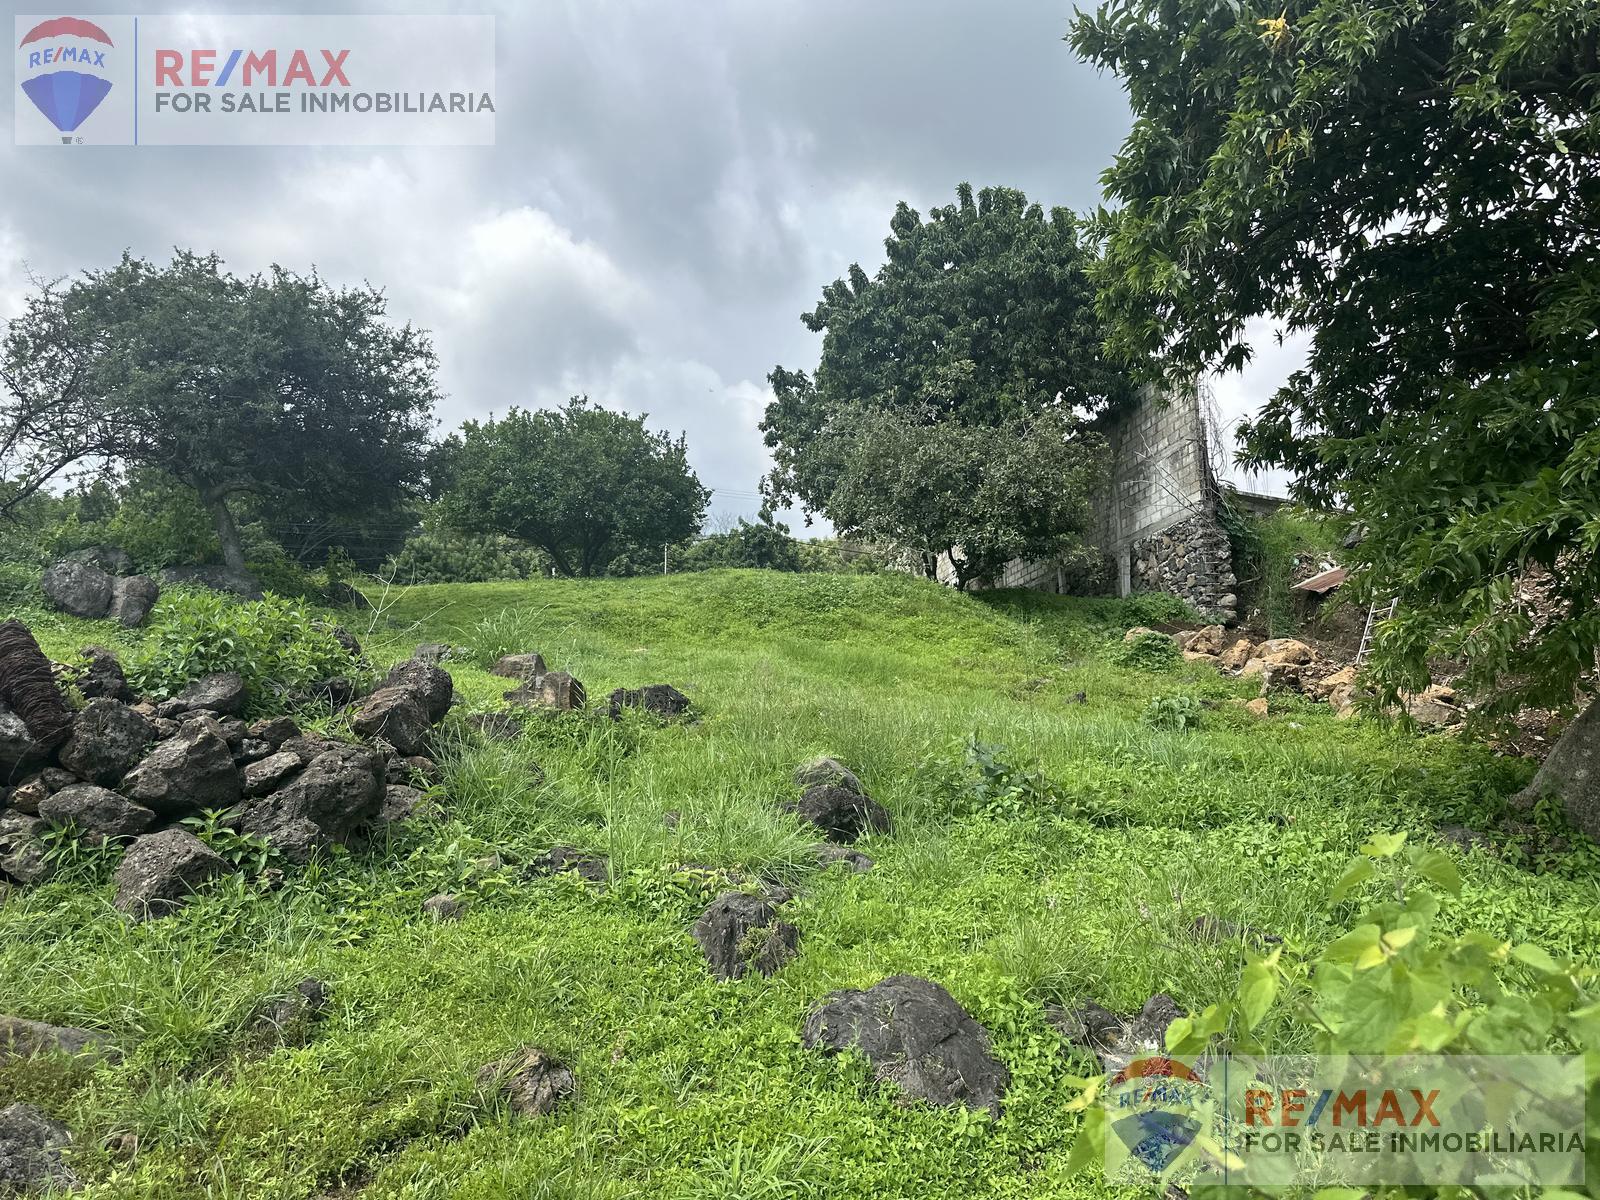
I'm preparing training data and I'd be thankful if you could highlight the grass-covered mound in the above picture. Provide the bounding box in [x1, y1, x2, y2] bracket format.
[3, 570, 1592, 1199]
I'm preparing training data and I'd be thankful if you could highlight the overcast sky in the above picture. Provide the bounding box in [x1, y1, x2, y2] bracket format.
[2, 0, 1297, 531]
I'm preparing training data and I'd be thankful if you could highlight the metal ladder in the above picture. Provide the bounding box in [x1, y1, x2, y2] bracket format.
[1356, 596, 1398, 665]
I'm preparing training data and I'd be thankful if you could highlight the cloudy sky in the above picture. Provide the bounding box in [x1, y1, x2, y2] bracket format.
[2, 0, 1297, 531]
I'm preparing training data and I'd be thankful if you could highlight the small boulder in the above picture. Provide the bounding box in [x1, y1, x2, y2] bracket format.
[0, 706, 37, 772]
[246, 716, 300, 750]
[121, 719, 242, 816]
[234, 744, 383, 863]
[465, 712, 522, 741]
[1244, 698, 1269, 718]
[1404, 683, 1463, 730]
[1181, 649, 1220, 664]
[1049, 993, 1186, 1076]
[523, 846, 608, 886]
[607, 685, 690, 720]
[422, 893, 463, 922]
[792, 784, 891, 844]
[173, 672, 246, 716]
[41, 560, 112, 619]
[247, 978, 331, 1048]
[0, 813, 52, 885]
[1218, 638, 1255, 670]
[380, 659, 454, 724]
[58, 700, 153, 786]
[38, 785, 155, 843]
[159, 564, 263, 599]
[794, 757, 864, 796]
[306, 677, 356, 708]
[691, 892, 800, 980]
[113, 829, 228, 920]
[801, 975, 1009, 1115]
[490, 653, 546, 681]
[386, 755, 442, 787]
[1307, 664, 1358, 702]
[815, 844, 875, 873]
[1248, 638, 1317, 667]
[73, 648, 135, 703]
[477, 1047, 576, 1117]
[411, 643, 450, 665]
[107, 575, 160, 627]
[0, 1016, 116, 1063]
[504, 671, 585, 712]
[1123, 626, 1158, 643]
[242, 751, 304, 797]
[378, 784, 435, 826]
[1187, 624, 1227, 655]
[350, 687, 432, 757]
[5, 779, 46, 816]
[0, 1102, 77, 1195]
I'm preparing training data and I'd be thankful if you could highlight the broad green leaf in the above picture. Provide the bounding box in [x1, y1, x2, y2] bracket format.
[1511, 943, 1562, 975]
[1359, 831, 1407, 858]
[1411, 848, 1462, 895]
[1330, 856, 1376, 901]
[1239, 958, 1279, 1030]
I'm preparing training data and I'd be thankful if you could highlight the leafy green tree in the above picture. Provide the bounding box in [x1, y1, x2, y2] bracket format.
[762, 184, 1129, 568]
[814, 406, 1107, 590]
[1071, 0, 1600, 825]
[435, 397, 710, 577]
[0, 251, 439, 575]
[382, 509, 547, 585]
[681, 516, 803, 573]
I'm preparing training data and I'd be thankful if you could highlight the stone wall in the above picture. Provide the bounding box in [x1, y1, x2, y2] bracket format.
[1129, 512, 1237, 618]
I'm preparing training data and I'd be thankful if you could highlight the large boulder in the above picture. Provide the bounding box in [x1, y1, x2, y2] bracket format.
[113, 829, 228, 920]
[107, 575, 160, 627]
[38, 785, 155, 843]
[0, 813, 52, 885]
[0, 1103, 77, 1195]
[234, 744, 383, 862]
[1404, 683, 1464, 729]
[691, 892, 799, 980]
[58, 700, 153, 786]
[0, 706, 35, 772]
[1187, 624, 1227, 655]
[607, 685, 690, 721]
[801, 976, 1009, 1115]
[476, 1047, 576, 1117]
[242, 751, 304, 797]
[0, 621, 72, 755]
[792, 784, 891, 844]
[504, 671, 585, 712]
[121, 719, 241, 816]
[349, 687, 432, 756]
[64, 545, 132, 575]
[40, 560, 112, 619]
[0, 1016, 116, 1063]
[490, 653, 546, 681]
[1218, 638, 1256, 670]
[173, 672, 246, 716]
[380, 659, 453, 724]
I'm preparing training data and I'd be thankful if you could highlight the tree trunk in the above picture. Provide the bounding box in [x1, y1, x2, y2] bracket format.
[1513, 698, 1600, 839]
[203, 491, 249, 575]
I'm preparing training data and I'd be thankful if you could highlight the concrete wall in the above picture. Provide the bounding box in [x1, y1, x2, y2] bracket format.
[937, 386, 1240, 622]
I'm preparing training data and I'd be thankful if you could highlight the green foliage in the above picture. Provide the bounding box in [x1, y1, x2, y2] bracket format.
[1113, 630, 1180, 671]
[914, 735, 1063, 821]
[1071, 0, 1600, 710]
[1141, 692, 1204, 731]
[383, 515, 546, 585]
[435, 396, 710, 577]
[180, 809, 278, 876]
[128, 589, 359, 711]
[37, 823, 126, 883]
[1221, 502, 1340, 636]
[0, 250, 438, 573]
[763, 184, 1130, 579]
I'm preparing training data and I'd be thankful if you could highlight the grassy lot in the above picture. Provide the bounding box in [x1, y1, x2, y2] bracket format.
[3, 570, 1594, 1198]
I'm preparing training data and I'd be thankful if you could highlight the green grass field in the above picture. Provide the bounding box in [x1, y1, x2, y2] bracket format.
[4, 570, 1595, 1198]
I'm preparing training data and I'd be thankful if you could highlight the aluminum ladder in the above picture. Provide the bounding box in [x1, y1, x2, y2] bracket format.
[1356, 596, 1398, 665]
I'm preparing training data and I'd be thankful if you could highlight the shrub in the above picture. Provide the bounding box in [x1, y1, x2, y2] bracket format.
[1142, 692, 1203, 731]
[914, 734, 1062, 820]
[1114, 630, 1181, 671]
[128, 590, 358, 712]
[1221, 501, 1339, 636]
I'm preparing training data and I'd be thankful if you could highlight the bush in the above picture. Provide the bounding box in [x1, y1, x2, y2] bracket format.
[383, 524, 545, 585]
[1142, 692, 1203, 731]
[128, 590, 359, 712]
[1113, 630, 1181, 671]
[913, 734, 1063, 821]
[1221, 500, 1339, 636]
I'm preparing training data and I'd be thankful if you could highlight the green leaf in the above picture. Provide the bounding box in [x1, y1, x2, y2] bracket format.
[1511, 943, 1562, 975]
[1322, 923, 1382, 963]
[1359, 831, 1407, 858]
[1239, 957, 1279, 1030]
[1411, 848, 1462, 895]
[1331, 856, 1377, 900]
[1064, 1105, 1107, 1176]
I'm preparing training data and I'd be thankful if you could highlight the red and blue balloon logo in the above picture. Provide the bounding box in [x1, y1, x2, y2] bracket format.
[19, 17, 114, 142]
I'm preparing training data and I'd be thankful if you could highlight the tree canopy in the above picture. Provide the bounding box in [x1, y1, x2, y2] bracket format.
[1071, 0, 1600, 713]
[434, 397, 710, 577]
[762, 184, 1125, 584]
[0, 251, 439, 575]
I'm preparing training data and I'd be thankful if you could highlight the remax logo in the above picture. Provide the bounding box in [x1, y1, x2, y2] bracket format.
[18, 16, 114, 143]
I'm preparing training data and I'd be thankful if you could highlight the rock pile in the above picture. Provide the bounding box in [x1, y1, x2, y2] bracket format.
[0, 631, 456, 919]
